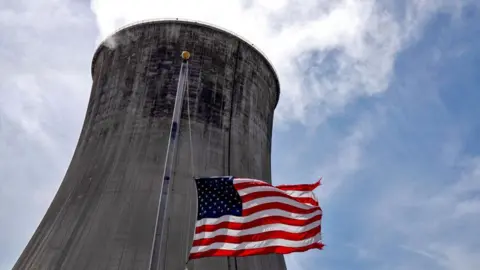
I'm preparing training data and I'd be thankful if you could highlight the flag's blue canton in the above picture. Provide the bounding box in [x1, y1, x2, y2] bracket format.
[195, 176, 243, 220]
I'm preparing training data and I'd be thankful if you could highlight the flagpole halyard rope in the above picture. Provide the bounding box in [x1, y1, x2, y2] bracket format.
[183, 51, 198, 270]
[185, 65, 196, 178]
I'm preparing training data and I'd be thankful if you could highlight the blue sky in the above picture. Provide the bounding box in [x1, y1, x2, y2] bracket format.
[1, 0, 479, 269]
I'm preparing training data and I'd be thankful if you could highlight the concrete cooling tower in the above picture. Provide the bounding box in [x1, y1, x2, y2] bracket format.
[14, 19, 287, 270]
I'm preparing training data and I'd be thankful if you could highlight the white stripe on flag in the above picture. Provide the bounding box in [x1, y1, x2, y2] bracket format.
[237, 186, 318, 200]
[233, 178, 265, 183]
[194, 220, 321, 240]
[195, 209, 323, 227]
[243, 196, 316, 211]
[191, 234, 322, 253]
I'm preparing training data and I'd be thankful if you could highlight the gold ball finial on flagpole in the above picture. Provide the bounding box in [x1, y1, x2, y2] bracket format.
[181, 51, 191, 60]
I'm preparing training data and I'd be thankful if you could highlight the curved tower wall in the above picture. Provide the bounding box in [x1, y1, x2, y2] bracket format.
[14, 20, 286, 270]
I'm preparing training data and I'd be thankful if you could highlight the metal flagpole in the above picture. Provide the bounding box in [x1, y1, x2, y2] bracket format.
[149, 51, 191, 270]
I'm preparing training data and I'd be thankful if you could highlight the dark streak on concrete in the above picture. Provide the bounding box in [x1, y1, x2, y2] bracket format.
[13, 21, 286, 270]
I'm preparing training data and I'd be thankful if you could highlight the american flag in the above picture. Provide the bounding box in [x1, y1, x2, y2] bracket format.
[189, 176, 323, 259]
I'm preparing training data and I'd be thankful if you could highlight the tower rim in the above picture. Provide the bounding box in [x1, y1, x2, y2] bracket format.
[90, 18, 281, 108]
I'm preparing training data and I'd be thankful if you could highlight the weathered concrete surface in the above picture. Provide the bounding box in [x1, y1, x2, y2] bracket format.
[14, 20, 287, 270]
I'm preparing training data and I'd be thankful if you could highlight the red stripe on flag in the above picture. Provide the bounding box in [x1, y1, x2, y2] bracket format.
[241, 191, 319, 206]
[189, 242, 324, 259]
[242, 202, 321, 216]
[234, 181, 271, 191]
[193, 227, 320, 246]
[196, 215, 322, 234]
[276, 178, 322, 191]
